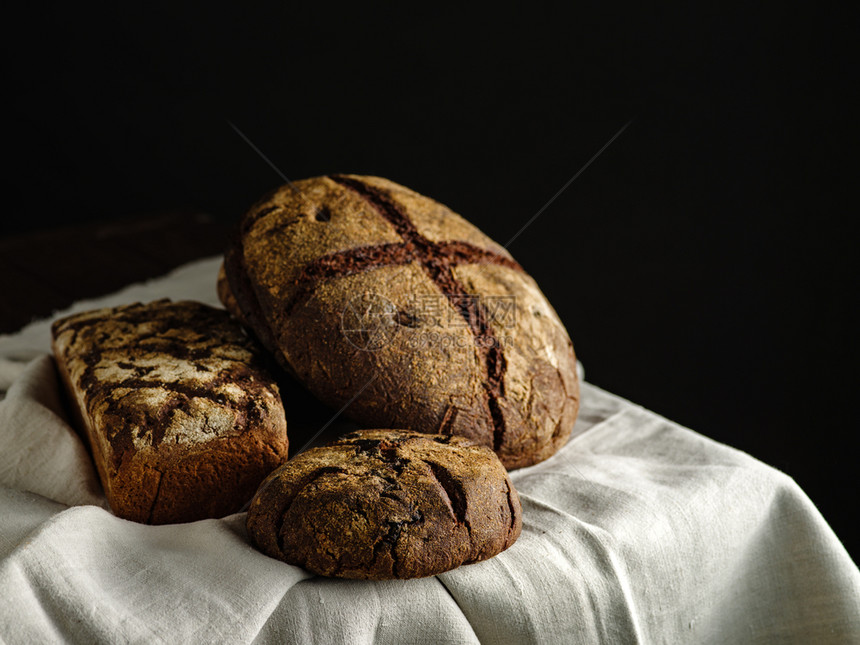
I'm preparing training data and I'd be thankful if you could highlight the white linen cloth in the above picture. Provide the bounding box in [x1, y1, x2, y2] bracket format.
[1, 257, 858, 644]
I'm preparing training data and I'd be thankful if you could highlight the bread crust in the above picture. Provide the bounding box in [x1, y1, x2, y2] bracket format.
[246, 429, 522, 579]
[222, 175, 579, 469]
[51, 299, 289, 524]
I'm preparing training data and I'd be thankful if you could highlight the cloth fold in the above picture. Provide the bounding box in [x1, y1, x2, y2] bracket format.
[1, 257, 858, 644]
[0, 355, 104, 508]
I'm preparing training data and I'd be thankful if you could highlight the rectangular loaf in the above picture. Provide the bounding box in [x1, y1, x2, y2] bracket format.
[51, 299, 289, 524]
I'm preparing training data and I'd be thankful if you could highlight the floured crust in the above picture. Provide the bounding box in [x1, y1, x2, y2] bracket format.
[246, 429, 522, 579]
[51, 299, 289, 524]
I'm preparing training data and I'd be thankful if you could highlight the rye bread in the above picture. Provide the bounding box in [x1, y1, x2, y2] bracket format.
[246, 429, 522, 579]
[51, 299, 289, 524]
[221, 175, 579, 469]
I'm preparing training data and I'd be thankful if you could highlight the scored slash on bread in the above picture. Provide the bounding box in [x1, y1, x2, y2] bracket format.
[51, 299, 289, 524]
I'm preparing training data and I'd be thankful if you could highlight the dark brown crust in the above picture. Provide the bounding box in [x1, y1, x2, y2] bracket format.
[217, 262, 250, 328]
[224, 234, 279, 354]
[328, 175, 513, 453]
[246, 430, 522, 579]
[222, 174, 580, 469]
[51, 300, 290, 524]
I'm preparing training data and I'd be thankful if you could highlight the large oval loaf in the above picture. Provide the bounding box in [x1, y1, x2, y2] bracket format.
[51, 299, 290, 524]
[246, 429, 522, 579]
[221, 175, 579, 469]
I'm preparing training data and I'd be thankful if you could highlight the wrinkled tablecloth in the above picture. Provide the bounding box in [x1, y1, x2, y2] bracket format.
[1, 257, 858, 644]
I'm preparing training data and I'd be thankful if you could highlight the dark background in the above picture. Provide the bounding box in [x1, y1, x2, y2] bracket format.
[3, 6, 854, 559]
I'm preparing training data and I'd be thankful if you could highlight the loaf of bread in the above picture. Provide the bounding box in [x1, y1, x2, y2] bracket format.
[246, 429, 522, 579]
[51, 299, 289, 524]
[220, 174, 579, 469]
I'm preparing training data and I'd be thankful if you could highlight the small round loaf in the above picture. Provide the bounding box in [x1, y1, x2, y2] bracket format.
[246, 429, 522, 579]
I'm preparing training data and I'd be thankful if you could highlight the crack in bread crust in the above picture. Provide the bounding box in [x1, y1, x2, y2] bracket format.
[275, 466, 347, 558]
[423, 460, 470, 530]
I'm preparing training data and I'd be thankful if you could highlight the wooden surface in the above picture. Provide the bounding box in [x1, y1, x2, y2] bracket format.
[0, 213, 231, 334]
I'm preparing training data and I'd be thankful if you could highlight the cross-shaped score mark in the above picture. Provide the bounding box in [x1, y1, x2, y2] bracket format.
[281, 176, 526, 450]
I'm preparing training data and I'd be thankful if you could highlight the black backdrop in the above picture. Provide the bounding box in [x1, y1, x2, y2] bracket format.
[4, 5, 855, 559]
